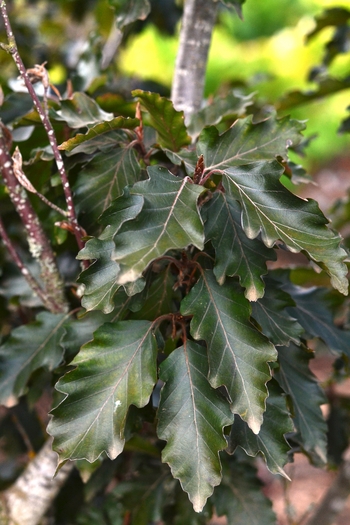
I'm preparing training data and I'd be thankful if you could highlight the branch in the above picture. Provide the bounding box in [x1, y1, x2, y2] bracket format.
[0, 1, 85, 252]
[0, 127, 67, 313]
[0, 439, 73, 525]
[303, 457, 350, 525]
[0, 216, 58, 311]
[171, 0, 218, 122]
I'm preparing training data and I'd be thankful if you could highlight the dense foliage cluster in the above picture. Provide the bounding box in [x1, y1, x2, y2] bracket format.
[0, 1, 350, 524]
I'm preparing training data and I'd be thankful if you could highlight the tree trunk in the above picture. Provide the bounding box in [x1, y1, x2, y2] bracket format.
[304, 458, 350, 525]
[0, 439, 73, 525]
[171, 0, 218, 122]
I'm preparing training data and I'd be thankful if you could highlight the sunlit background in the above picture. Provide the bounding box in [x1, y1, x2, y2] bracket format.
[1, 0, 349, 171]
[116, 0, 350, 170]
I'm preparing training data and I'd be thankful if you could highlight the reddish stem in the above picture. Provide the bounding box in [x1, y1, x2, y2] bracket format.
[0, 129, 66, 313]
[0, 2, 85, 254]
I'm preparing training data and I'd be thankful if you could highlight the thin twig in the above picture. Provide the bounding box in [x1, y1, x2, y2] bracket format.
[0, 1, 85, 253]
[0, 127, 66, 313]
[0, 215, 62, 311]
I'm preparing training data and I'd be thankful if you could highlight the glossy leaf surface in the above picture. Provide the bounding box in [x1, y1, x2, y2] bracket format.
[59, 117, 139, 153]
[112, 166, 205, 285]
[77, 192, 144, 312]
[51, 92, 114, 128]
[214, 457, 277, 525]
[0, 312, 68, 406]
[228, 381, 293, 477]
[158, 340, 234, 512]
[251, 282, 304, 346]
[49, 321, 157, 464]
[132, 90, 191, 151]
[74, 144, 141, 231]
[203, 191, 276, 300]
[181, 270, 277, 434]
[275, 344, 328, 464]
[286, 286, 350, 356]
[77, 239, 121, 313]
[197, 116, 305, 167]
[223, 161, 348, 295]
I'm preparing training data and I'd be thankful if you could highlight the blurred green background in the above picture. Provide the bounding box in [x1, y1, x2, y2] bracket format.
[0, 0, 349, 171]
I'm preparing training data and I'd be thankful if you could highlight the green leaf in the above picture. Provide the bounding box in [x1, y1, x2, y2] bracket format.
[112, 166, 205, 285]
[59, 117, 139, 153]
[0, 312, 68, 406]
[228, 380, 293, 477]
[109, 0, 151, 30]
[77, 191, 144, 312]
[181, 270, 277, 434]
[214, 456, 277, 525]
[129, 265, 177, 320]
[113, 472, 165, 525]
[285, 286, 350, 357]
[219, 0, 246, 18]
[99, 191, 144, 241]
[62, 310, 117, 362]
[223, 161, 348, 295]
[166, 483, 212, 525]
[306, 8, 350, 42]
[188, 90, 254, 138]
[203, 191, 276, 300]
[74, 144, 141, 231]
[48, 320, 157, 464]
[278, 77, 350, 112]
[77, 239, 121, 313]
[197, 115, 305, 167]
[158, 340, 234, 512]
[275, 343, 328, 464]
[132, 90, 191, 151]
[251, 280, 304, 346]
[51, 92, 114, 128]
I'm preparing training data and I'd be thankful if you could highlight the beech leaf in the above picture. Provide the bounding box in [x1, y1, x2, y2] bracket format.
[223, 161, 348, 295]
[251, 281, 304, 346]
[129, 265, 177, 320]
[112, 166, 205, 285]
[74, 144, 141, 231]
[48, 320, 157, 464]
[285, 286, 350, 356]
[109, 0, 151, 30]
[214, 457, 277, 525]
[158, 340, 234, 512]
[59, 117, 139, 154]
[77, 192, 144, 312]
[132, 90, 191, 151]
[77, 239, 122, 313]
[181, 270, 277, 434]
[51, 92, 114, 128]
[197, 115, 305, 167]
[0, 312, 68, 406]
[203, 191, 276, 300]
[275, 343, 328, 464]
[228, 380, 293, 477]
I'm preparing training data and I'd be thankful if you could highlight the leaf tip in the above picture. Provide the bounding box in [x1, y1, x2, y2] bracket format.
[245, 286, 263, 302]
[248, 417, 261, 435]
[277, 465, 291, 481]
[192, 495, 206, 513]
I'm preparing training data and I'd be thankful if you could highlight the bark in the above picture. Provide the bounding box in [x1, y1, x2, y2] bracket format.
[0, 439, 73, 525]
[171, 0, 218, 122]
[304, 458, 350, 525]
[0, 129, 67, 313]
